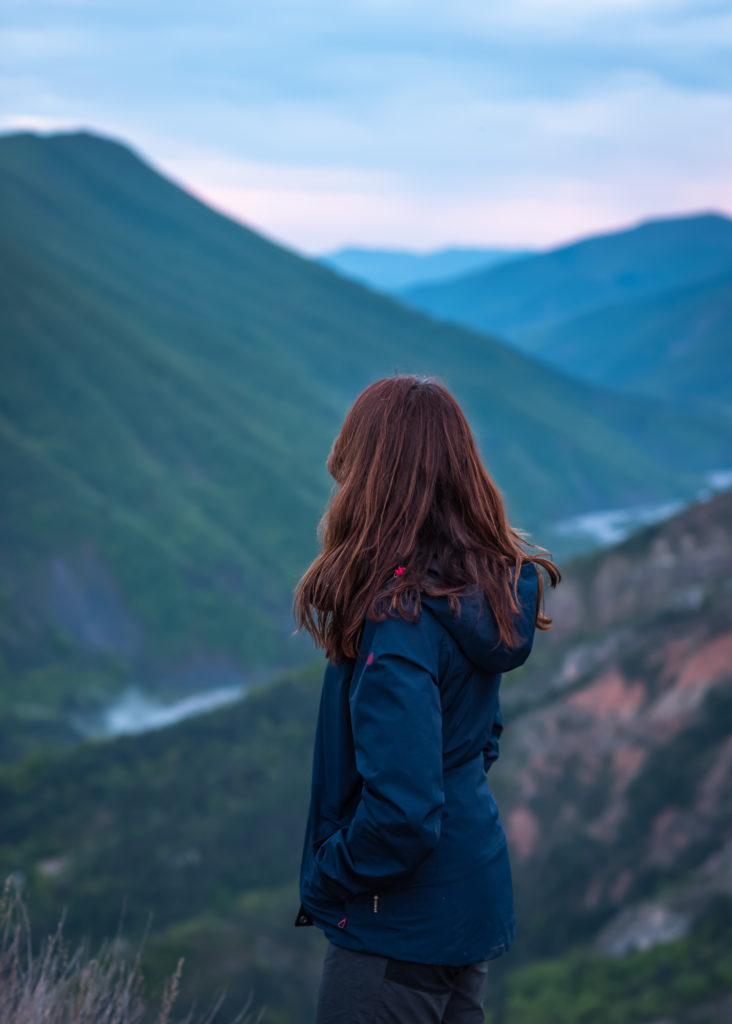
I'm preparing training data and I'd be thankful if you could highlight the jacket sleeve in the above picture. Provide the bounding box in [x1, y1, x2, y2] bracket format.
[310, 610, 444, 903]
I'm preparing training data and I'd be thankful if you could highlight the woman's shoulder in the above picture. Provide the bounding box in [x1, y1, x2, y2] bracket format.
[361, 598, 441, 674]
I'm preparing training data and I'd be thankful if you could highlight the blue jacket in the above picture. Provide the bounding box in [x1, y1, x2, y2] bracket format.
[296, 560, 539, 965]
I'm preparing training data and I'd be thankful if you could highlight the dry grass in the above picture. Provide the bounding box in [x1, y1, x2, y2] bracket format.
[0, 876, 261, 1024]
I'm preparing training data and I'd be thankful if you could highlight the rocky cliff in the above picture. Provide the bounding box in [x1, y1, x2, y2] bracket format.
[498, 487, 732, 960]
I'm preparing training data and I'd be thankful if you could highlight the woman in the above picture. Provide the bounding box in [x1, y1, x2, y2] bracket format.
[293, 375, 560, 1023]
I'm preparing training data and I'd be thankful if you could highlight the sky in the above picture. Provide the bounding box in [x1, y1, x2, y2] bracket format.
[1, 0, 731, 255]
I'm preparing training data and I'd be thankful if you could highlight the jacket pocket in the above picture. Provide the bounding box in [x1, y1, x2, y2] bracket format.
[313, 826, 339, 854]
[306, 828, 349, 907]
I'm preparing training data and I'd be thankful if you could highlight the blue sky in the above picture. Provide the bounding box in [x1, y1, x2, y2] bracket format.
[2, 0, 731, 254]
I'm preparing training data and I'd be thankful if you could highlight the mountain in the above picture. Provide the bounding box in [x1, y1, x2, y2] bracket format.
[517, 273, 732, 415]
[2, 128, 732, 739]
[402, 212, 732, 342]
[317, 245, 533, 292]
[1, 487, 730, 1023]
[496, 486, 732, 961]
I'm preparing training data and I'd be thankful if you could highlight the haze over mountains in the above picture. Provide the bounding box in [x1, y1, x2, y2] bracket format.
[402, 212, 732, 414]
[318, 245, 534, 292]
[3, 128, 730, 745]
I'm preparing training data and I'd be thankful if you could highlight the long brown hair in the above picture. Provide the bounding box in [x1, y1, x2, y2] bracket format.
[294, 374, 561, 662]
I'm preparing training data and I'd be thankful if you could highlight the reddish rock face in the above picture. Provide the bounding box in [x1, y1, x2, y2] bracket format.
[608, 867, 634, 905]
[677, 629, 732, 692]
[493, 488, 732, 957]
[609, 745, 647, 796]
[567, 668, 646, 718]
[507, 805, 540, 861]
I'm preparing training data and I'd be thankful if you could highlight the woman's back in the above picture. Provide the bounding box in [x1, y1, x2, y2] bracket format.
[298, 559, 539, 964]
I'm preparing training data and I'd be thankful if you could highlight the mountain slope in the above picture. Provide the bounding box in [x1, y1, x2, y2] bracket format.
[520, 273, 732, 414]
[2, 129, 731, 727]
[497, 487, 732, 961]
[1, 487, 730, 1022]
[402, 212, 732, 342]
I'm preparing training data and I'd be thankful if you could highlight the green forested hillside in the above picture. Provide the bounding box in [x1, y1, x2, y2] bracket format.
[2, 129, 731, 734]
[0, 660, 326, 1019]
[402, 212, 732, 342]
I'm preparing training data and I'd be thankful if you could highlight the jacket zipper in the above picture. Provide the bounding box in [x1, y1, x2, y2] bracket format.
[372, 893, 380, 914]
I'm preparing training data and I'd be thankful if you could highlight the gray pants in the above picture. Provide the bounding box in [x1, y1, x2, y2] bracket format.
[315, 942, 490, 1023]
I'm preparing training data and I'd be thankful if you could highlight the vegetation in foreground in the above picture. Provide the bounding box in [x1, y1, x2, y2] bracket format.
[0, 876, 260, 1024]
[3, 869, 730, 1024]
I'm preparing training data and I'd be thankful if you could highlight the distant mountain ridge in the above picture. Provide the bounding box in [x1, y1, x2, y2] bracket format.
[401, 211, 732, 416]
[318, 245, 533, 292]
[2, 128, 731, 739]
[402, 211, 732, 339]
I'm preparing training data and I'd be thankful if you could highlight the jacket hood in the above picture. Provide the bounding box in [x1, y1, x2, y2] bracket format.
[421, 560, 539, 675]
